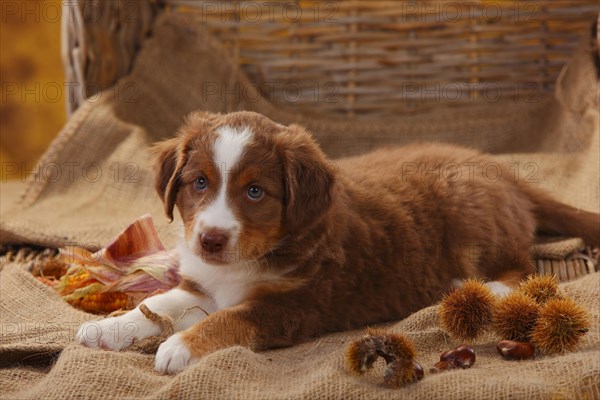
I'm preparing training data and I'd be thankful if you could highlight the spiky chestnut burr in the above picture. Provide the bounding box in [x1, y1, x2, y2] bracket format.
[439, 279, 497, 341]
[492, 291, 540, 342]
[530, 297, 590, 354]
[518, 274, 561, 304]
[345, 335, 379, 374]
[345, 329, 423, 388]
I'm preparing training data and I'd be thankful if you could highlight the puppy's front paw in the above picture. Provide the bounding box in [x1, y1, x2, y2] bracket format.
[76, 309, 159, 351]
[155, 333, 198, 374]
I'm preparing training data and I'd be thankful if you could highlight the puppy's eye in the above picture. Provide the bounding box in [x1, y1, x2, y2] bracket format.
[247, 185, 264, 201]
[193, 176, 208, 192]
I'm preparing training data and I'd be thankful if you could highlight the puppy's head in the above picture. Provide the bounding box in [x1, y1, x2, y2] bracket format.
[151, 111, 334, 265]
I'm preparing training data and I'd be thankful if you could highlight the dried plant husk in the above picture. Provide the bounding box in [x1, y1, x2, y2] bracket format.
[32, 258, 69, 279]
[43, 214, 180, 314]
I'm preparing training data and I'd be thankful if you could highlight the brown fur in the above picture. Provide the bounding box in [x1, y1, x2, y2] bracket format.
[177, 276, 205, 296]
[152, 111, 600, 358]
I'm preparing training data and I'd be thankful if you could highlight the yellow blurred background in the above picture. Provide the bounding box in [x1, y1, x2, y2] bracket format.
[1, 0, 66, 181]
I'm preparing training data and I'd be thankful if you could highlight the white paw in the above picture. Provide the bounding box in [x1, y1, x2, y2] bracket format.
[76, 308, 160, 351]
[155, 333, 198, 374]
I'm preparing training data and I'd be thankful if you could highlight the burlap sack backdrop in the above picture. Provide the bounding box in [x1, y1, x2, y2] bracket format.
[1, 13, 599, 400]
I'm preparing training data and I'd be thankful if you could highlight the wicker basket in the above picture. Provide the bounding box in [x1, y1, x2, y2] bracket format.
[531, 238, 599, 282]
[62, 0, 599, 115]
[58, 0, 599, 281]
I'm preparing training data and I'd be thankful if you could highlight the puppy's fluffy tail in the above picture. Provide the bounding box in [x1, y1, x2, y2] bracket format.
[523, 186, 599, 246]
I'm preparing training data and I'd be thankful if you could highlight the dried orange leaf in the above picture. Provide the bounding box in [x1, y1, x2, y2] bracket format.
[99, 214, 165, 265]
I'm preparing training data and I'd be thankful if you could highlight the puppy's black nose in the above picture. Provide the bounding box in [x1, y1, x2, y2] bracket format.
[201, 232, 228, 253]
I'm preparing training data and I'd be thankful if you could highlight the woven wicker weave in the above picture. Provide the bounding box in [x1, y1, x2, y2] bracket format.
[531, 240, 599, 282]
[63, 0, 599, 115]
[62, 0, 159, 114]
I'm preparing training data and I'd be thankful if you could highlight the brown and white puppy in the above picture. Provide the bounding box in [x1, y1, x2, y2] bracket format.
[77, 111, 599, 374]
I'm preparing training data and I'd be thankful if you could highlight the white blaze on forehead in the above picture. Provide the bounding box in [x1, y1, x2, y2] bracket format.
[192, 126, 252, 244]
[213, 125, 252, 175]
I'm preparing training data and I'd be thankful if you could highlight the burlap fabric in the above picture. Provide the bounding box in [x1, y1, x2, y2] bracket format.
[1, 13, 599, 399]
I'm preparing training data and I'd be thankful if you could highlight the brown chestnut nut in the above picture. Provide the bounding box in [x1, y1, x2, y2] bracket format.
[497, 340, 535, 360]
[440, 345, 476, 369]
[413, 361, 424, 381]
[430, 345, 476, 373]
[429, 360, 452, 374]
[384, 360, 425, 387]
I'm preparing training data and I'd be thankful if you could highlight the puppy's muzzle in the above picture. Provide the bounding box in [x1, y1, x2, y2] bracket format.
[200, 231, 228, 253]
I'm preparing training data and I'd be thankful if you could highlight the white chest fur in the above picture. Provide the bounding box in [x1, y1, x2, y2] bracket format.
[177, 241, 281, 309]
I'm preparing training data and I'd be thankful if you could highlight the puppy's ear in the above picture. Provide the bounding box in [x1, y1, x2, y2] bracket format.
[150, 112, 221, 220]
[149, 137, 184, 221]
[276, 124, 335, 233]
